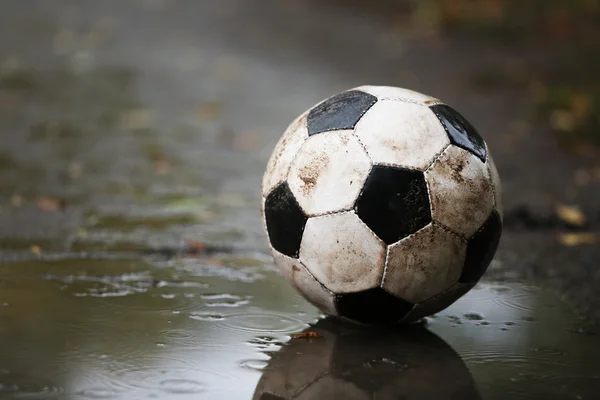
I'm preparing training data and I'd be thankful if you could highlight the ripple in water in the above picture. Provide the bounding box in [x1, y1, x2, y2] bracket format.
[43, 273, 206, 313]
[215, 312, 307, 334]
[159, 379, 205, 394]
[77, 387, 122, 399]
[189, 311, 226, 321]
[200, 293, 251, 308]
[84, 356, 231, 397]
[247, 336, 286, 352]
[0, 371, 64, 398]
[238, 359, 269, 371]
[491, 287, 538, 312]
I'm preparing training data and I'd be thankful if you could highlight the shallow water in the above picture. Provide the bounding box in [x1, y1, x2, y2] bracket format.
[0, 1, 599, 399]
[0, 256, 598, 400]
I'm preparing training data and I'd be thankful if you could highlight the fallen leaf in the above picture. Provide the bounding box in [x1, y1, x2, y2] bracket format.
[555, 204, 586, 227]
[557, 233, 597, 247]
[185, 239, 206, 252]
[292, 331, 322, 339]
[30, 245, 41, 254]
[36, 197, 65, 212]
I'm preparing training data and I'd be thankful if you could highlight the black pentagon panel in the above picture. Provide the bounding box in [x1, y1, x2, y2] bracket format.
[460, 210, 502, 283]
[430, 104, 487, 162]
[355, 166, 432, 245]
[335, 287, 414, 325]
[307, 90, 377, 136]
[264, 182, 308, 258]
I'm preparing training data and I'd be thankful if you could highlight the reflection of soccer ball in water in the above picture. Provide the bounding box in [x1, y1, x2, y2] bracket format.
[252, 318, 482, 400]
[261, 86, 503, 325]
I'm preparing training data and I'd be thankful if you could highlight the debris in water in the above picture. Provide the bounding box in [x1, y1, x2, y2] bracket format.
[185, 239, 206, 252]
[291, 331, 322, 340]
[36, 197, 65, 212]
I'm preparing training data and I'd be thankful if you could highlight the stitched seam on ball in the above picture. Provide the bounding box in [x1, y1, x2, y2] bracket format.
[379, 96, 444, 106]
[262, 114, 309, 196]
[351, 130, 374, 165]
[371, 161, 425, 172]
[432, 220, 467, 241]
[308, 205, 353, 218]
[297, 260, 336, 297]
[380, 246, 391, 288]
[424, 143, 451, 172]
[308, 210, 386, 263]
[350, 134, 373, 212]
[423, 145, 451, 238]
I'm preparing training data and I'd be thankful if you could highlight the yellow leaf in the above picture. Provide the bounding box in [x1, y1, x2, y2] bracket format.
[555, 204, 586, 227]
[557, 233, 597, 247]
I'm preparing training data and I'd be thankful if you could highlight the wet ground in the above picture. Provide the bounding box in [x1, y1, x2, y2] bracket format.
[1, 1, 600, 399]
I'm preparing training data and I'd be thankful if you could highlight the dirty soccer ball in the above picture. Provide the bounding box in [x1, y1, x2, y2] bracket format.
[261, 85, 503, 325]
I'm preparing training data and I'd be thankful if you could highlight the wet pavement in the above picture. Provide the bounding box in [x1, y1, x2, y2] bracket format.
[1, 1, 600, 399]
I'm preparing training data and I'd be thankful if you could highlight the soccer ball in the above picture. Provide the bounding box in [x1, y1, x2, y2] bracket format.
[253, 318, 481, 400]
[261, 85, 502, 325]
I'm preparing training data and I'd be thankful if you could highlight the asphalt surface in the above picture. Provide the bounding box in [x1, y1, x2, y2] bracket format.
[0, 0, 599, 325]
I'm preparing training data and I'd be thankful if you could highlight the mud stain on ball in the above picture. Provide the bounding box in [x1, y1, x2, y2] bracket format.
[297, 153, 330, 197]
[425, 146, 494, 238]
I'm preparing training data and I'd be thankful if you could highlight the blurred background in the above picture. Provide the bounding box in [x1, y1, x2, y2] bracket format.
[0, 1, 599, 399]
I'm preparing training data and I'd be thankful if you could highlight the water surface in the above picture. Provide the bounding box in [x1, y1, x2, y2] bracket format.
[0, 257, 598, 399]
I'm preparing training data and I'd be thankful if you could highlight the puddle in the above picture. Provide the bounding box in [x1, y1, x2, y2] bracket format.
[0, 256, 599, 399]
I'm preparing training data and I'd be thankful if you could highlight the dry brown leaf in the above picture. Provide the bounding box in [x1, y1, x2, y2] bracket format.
[185, 239, 206, 252]
[555, 204, 586, 227]
[36, 197, 65, 212]
[557, 233, 597, 247]
[291, 331, 322, 339]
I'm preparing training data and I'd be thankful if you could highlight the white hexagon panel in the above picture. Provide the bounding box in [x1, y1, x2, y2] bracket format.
[271, 251, 337, 316]
[354, 100, 450, 170]
[261, 113, 308, 197]
[353, 85, 441, 105]
[299, 211, 386, 294]
[425, 145, 495, 238]
[383, 223, 466, 303]
[287, 131, 372, 216]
